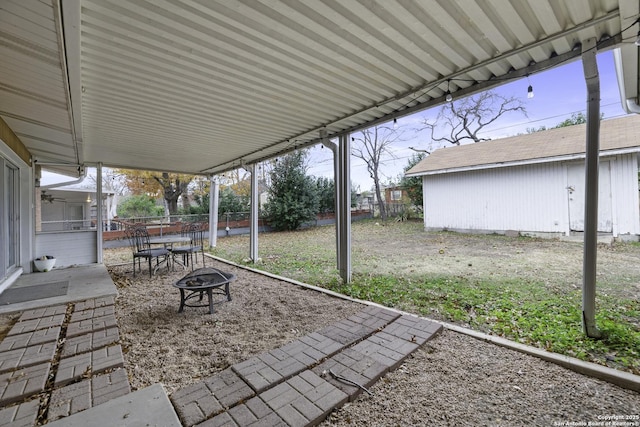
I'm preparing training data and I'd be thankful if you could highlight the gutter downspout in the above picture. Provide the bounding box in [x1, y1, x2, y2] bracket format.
[39, 165, 87, 190]
[320, 131, 341, 272]
[581, 38, 602, 338]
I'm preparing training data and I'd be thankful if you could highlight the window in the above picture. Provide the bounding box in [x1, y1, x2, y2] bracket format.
[391, 190, 402, 201]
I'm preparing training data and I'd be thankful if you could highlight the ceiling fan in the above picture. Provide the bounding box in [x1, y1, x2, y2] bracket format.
[40, 191, 65, 203]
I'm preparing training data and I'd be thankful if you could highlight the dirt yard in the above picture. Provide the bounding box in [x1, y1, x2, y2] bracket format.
[101, 226, 640, 425]
[1, 225, 638, 425]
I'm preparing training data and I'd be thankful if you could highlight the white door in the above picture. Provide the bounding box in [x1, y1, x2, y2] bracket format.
[567, 161, 612, 232]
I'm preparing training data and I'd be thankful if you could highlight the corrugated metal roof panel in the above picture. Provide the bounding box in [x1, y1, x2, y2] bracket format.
[1, 0, 636, 175]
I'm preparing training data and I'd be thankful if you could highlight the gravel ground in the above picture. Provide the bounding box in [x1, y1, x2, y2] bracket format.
[322, 330, 640, 426]
[104, 252, 639, 426]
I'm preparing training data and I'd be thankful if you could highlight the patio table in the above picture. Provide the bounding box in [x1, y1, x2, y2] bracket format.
[173, 267, 235, 314]
[149, 235, 191, 270]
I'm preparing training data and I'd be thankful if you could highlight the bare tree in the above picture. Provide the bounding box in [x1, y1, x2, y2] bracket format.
[421, 90, 526, 146]
[351, 125, 402, 221]
[89, 168, 128, 228]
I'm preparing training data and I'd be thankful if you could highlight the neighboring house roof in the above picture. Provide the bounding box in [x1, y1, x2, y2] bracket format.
[406, 114, 640, 176]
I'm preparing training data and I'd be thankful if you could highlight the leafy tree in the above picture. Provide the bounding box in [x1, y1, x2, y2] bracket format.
[526, 112, 603, 134]
[218, 186, 248, 215]
[400, 153, 426, 207]
[421, 90, 526, 145]
[352, 124, 402, 221]
[526, 125, 547, 134]
[115, 169, 195, 215]
[187, 192, 209, 215]
[264, 150, 318, 231]
[316, 176, 335, 214]
[555, 112, 587, 128]
[116, 195, 164, 218]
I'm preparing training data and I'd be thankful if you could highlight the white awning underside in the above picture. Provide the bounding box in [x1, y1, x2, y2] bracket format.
[1, 0, 639, 176]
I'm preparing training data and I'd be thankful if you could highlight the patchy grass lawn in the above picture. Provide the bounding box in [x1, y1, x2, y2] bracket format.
[206, 220, 640, 374]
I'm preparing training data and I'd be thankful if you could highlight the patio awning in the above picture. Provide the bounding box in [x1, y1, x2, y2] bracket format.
[1, 0, 639, 176]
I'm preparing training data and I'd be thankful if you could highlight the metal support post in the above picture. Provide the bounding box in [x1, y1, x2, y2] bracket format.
[337, 134, 352, 283]
[209, 176, 219, 248]
[581, 38, 602, 338]
[96, 163, 103, 263]
[249, 164, 259, 263]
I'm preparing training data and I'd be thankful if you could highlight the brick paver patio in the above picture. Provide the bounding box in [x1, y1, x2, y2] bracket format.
[0, 296, 443, 427]
[0, 296, 130, 425]
[171, 306, 443, 426]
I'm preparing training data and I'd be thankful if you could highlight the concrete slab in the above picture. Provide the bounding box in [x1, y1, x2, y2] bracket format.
[46, 383, 181, 427]
[0, 341, 57, 373]
[7, 314, 65, 336]
[0, 362, 50, 406]
[171, 367, 254, 427]
[260, 371, 348, 427]
[232, 333, 343, 394]
[18, 305, 68, 321]
[70, 305, 115, 323]
[61, 327, 120, 357]
[73, 296, 116, 311]
[55, 345, 124, 387]
[351, 332, 419, 371]
[0, 398, 40, 427]
[65, 314, 118, 338]
[348, 306, 401, 330]
[47, 368, 131, 422]
[313, 348, 388, 401]
[0, 264, 118, 315]
[381, 315, 443, 345]
[0, 326, 61, 352]
[206, 396, 287, 427]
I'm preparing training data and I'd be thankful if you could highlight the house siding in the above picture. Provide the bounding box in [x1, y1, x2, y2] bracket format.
[35, 231, 97, 268]
[421, 156, 639, 237]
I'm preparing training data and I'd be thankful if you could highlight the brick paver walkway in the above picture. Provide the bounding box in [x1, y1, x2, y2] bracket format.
[171, 306, 443, 426]
[0, 295, 130, 426]
[0, 296, 442, 427]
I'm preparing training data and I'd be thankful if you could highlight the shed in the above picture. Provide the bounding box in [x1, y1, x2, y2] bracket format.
[405, 114, 640, 239]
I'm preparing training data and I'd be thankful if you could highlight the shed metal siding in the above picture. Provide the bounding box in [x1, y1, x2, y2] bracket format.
[423, 162, 571, 234]
[611, 154, 640, 236]
[422, 155, 640, 236]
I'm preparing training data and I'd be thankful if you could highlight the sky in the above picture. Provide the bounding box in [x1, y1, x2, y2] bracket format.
[306, 50, 629, 193]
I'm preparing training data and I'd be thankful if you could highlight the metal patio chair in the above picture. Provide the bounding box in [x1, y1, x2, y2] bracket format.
[125, 226, 171, 277]
[171, 222, 206, 271]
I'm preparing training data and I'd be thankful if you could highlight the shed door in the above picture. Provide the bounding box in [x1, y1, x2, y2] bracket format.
[567, 162, 612, 232]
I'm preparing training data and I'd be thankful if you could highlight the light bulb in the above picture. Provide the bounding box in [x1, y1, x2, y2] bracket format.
[527, 85, 534, 99]
[445, 92, 453, 102]
[393, 118, 398, 129]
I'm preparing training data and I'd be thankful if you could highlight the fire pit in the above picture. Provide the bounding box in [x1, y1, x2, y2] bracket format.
[173, 267, 235, 314]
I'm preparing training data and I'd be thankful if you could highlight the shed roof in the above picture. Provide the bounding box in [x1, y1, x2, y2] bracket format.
[406, 114, 640, 176]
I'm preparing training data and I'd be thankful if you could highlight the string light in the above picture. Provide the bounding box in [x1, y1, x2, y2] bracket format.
[216, 15, 639, 173]
[393, 117, 398, 129]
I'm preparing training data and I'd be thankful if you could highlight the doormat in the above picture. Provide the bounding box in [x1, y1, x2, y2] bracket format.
[0, 281, 69, 305]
